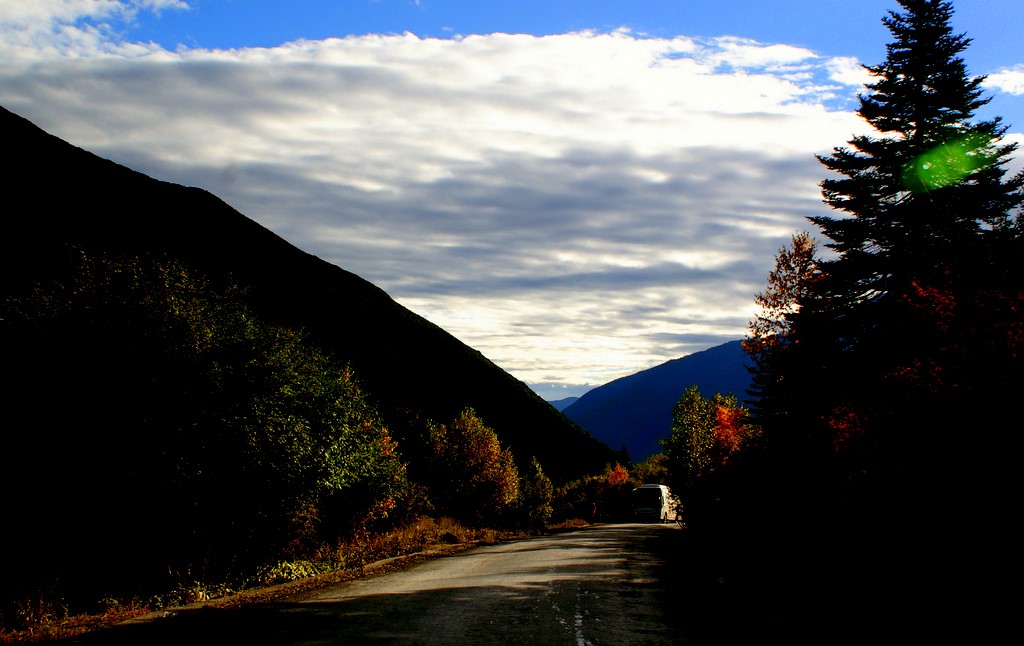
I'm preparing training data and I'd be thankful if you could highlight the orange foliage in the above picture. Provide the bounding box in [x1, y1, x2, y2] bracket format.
[713, 405, 747, 455]
[428, 409, 520, 524]
[606, 463, 631, 487]
[828, 405, 860, 452]
[826, 403, 879, 454]
[897, 274, 1024, 396]
[746, 231, 820, 359]
[905, 279, 958, 334]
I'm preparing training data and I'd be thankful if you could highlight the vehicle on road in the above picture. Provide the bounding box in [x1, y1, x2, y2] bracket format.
[631, 484, 678, 523]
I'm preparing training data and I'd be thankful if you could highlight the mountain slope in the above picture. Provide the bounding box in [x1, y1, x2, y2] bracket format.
[548, 397, 580, 412]
[562, 340, 752, 462]
[1, 105, 612, 483]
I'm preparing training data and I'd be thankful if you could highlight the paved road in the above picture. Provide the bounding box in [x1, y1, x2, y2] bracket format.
[303, 522, 684, 645]
[76, 523, 690, 645]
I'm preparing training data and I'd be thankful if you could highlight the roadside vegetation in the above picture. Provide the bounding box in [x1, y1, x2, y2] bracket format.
[0, 250, 566, 641]
[0, 516, 524, 644]
[550, 454, 671, 524]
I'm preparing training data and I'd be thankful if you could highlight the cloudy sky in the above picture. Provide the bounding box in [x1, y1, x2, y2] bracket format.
[2, 1, 1023, 399]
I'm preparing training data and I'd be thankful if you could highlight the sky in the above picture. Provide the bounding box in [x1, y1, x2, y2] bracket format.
[2, 1, 1023, 400]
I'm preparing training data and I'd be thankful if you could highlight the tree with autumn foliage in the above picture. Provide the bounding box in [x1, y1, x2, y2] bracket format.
[549, 462, 643, 523]
[598, 462, 637, 520]
[744, 232, 819, 427]
[661, 384, 762, 583]
[746, 232, 819, 357]
[662, 385, 761, 498]
[425, 408, 519, 527]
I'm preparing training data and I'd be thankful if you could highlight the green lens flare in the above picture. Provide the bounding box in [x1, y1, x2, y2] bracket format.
[901, 134, 994, 192]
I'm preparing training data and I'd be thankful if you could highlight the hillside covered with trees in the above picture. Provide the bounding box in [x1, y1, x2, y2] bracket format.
[0, 105, 615, 631]
[1, 105, 613, 485]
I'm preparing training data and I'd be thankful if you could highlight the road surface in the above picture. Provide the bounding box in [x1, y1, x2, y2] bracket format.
[74, 523, 691, 645]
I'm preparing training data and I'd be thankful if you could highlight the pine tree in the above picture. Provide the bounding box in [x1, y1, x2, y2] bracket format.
[809, 0, 1021, 345]
[748, 3, 1024, 626]
[768, 0, 1024, 458]
[728, 2, 1022, 635]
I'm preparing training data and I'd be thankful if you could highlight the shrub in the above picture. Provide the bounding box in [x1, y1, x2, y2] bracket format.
[424, 409, 519, 527]
[517, 457, 554, 531]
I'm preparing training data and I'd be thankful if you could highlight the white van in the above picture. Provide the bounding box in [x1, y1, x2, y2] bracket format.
[631, 484, 679, 523]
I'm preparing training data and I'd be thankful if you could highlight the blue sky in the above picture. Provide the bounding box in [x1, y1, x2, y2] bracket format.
[2, 1, 1023, 399]
[117, 1, 1024, 81]
[111, 1, 1009, 57]
[129, 1, 903, 52]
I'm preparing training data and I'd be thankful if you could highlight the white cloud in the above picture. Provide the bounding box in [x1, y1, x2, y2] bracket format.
[826, 56, 872, 87]
[986, 67, 1024, 96]
[0, 0, 186, 24]
[1, 21, 878, 394]
[699, 36, 817, 71]
[0, 0, 187, 59]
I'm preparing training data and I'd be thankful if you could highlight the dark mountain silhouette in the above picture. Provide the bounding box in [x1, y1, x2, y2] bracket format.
[1, 105, 613, 483]
[562, 340, 752, 462]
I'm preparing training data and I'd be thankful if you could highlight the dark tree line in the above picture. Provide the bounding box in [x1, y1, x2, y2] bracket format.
[752, 0, 1023, 543]
[0, 250, 409, 610]
[0, 249, 564, 631]
[766, 0, 1023, 479]
[674, 2, 1023, 640]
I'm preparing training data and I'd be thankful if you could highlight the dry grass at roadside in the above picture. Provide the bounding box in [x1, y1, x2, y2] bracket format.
[1, 516, 587, 644]
[547, 518, 590, 530]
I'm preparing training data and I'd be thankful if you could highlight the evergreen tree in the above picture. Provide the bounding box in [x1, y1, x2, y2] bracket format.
[517, 457, 554, 531]
[746, 2, 1023, 632]
[762, 0, 1024, 469]
[816, 0, 1019, 267]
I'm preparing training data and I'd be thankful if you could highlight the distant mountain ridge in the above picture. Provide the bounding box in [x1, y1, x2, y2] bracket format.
[562, 340, 752, 461]
[1, 105, 613, 483]
[548, 397, 580, 412]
